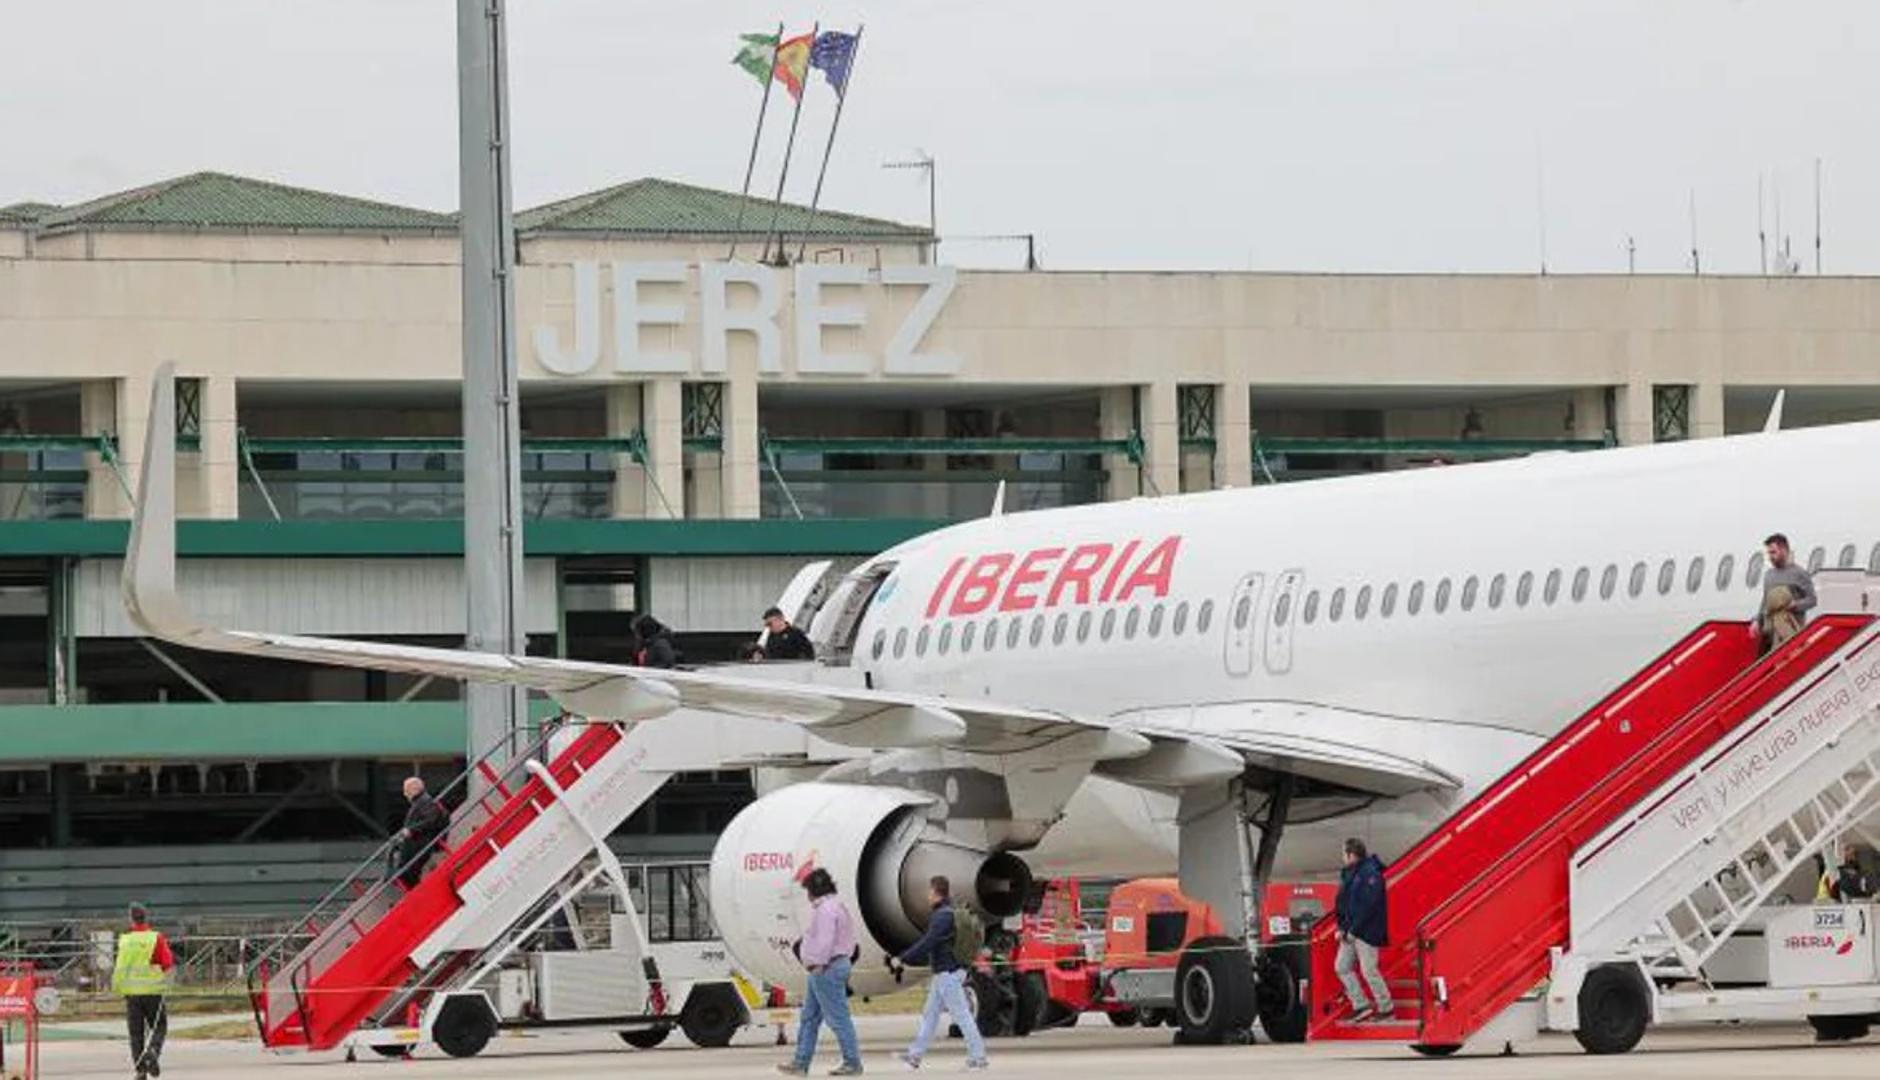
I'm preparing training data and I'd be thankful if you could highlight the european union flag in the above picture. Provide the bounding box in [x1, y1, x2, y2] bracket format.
[810, 30, 859, 97]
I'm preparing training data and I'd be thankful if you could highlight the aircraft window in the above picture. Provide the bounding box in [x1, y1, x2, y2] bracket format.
[1053, 613, 1070, 645]
[1715, 554, 1734, 590]
[1459, 576, 1479, 612]
[1380, 583, 1398, 618]
[871, 629, 886, 660]
[1234, 595, 1252, 629]
[1030, 614, 1046, 647]
[1488, 574, 1507, 610]
[1303, 590, 1320, 624]
[1197, 600, 1215, 634]
[1007, 619, 1023, 649]
[1407, 580, 1425, 615]
[1274, 594, 1292, 627]
[916, 625, 932, 656]
[1571, 567, 1590, 603]
[1657, 559, 1676, 596]
[985, 618, 1001, 652]
[1101, 608, 1118, 641]
[960, 621, 977, 653]
[1126, 605, 1143, 639]
[1328, 588, 1346, 622]
[1746, 553, 1765, 588]
[1807, 546, 1825, 573]
[1516, 571, 1534, 607]
[894, 627, 908, 659]
[1600, 564, 1619, 601]
[1433, 578, 1452, 614]
[1077, 610, 1094, 643]
[1149, 603, 1166, 637]
[1174, 601, 1190, 635]
[1627, 561, 1647, 598]
[938, 622, 954, 655]
[1354, 585, 1373, 620]
[1543, 568, 1561, 605]
[1839, 543, 1859, 568]
[1686, 557, 1706, 594]
[1871, 543, 1880, 574]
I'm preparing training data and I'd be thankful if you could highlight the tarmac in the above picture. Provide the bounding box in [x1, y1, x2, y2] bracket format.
[31, 1014, 1880, 1080]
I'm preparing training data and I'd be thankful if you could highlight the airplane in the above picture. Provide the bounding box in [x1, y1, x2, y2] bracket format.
[121, 364, 1880, 1043]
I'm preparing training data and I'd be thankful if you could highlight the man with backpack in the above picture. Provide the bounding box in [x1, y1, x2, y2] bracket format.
[887, 875, 988, 1071]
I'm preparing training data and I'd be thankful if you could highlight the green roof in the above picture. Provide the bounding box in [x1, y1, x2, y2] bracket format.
[0, 201, 58, 225]
[37, 171, 454, 234]
[516, 177, 929, 239]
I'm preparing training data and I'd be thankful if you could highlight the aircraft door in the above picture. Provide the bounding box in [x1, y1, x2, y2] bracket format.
[1223, 571, 1266, 677]
[1263, 569, 1304, 675]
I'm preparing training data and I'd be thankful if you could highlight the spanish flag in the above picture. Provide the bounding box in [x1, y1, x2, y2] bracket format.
[773, 32, 814, 99]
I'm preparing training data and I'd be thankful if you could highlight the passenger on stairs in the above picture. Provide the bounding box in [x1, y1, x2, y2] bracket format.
[1833, 844, 1874, 902]
[1334, 838, 1394, 1023]
[1756, 534, 1816, 654]
[393, 776, 449, 888]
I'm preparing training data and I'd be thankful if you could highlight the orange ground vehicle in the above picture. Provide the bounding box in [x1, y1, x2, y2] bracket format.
[970, 878, 1330, 1043]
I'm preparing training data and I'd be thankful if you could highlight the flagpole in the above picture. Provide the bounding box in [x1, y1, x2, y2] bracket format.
[796, 25, 865, 264]
[728, 22, 783, 260]
[761, 22, 818, 264]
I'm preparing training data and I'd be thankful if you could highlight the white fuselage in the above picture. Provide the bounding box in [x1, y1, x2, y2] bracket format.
[821, 422, 1880, 879]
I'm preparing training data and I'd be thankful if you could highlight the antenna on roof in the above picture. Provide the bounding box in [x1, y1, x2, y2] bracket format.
[1688, 188, 1701, 275]
[1814, 157, 1823, 275]
[1757, 173, 1767, 275]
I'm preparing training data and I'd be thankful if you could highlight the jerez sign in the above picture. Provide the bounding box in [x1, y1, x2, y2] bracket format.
[532, 262, 959, 378]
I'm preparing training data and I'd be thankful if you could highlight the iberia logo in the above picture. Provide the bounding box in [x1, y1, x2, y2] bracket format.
[1784, 933, 1857, 954]
[1839, 937, 1856, 956]
[792, 850, 822, 884]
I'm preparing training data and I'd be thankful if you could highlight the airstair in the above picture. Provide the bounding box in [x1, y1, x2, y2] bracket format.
[246, 719, 674, 1052]
[1309, 572, 1880, 1052]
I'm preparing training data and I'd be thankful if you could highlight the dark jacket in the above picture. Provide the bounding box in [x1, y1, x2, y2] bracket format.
[764, 625, 816, 661]
[1837, 861, 1874, 901]
[403, 792, 448, 849]
[1335, 854, 1389, 948]
[898, 899, 961, 974]
[633, 616, 678, 669]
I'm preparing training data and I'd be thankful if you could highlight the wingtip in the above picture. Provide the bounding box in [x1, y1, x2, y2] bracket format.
[121, 364, 193, 644]
[1763, 389, 1786, 434]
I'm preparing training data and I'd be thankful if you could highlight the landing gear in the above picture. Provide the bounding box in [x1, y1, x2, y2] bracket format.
[1254, 940, 1309, 1043]
[1173, 936, 1257, 1045]
[679, 986, 745, 1048]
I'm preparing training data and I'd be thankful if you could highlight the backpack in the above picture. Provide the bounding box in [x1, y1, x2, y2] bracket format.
[950, 904, 986, 968]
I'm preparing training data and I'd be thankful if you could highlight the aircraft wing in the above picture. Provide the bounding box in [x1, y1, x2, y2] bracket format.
[122, 366, 1456, 799]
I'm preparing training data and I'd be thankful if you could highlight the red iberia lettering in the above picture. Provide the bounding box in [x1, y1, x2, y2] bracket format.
[950, 554, 1015, 616]
[1047, 544, 1112, 606]
[999, 547, 1064, 612]
[926, 557, 967, 618]
[743, 852, 795, 873]
[1098, 540, 1142, 602]
[1114, 536, 1182, 601]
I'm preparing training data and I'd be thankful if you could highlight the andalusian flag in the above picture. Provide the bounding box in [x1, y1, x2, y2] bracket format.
[773, 32, 814, 99]
[732, 32, 778, 87]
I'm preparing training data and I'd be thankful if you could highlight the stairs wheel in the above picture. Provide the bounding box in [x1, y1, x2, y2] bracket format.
[1411, 1044, 1461, 1057]
[1107, 1007, 1140, 1027]
[680, 986, 746, 1048]
[369, 1044, 415, 1059]
[432, 995, 498, 1059]
[1807, 1015, 1871, 1043]
[618, 1024, 672, 1050]
[1572, 965, 1649, 1055]
[1174, 936, 1256, 1045]
[1254, 940, 1309, 1044]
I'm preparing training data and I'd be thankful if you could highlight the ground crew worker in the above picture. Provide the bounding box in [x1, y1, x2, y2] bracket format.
[1333, 838, 1394, 1022]
[113, 902, 174, 1079]
[1756, 533, 1816, 653]
[1835, 844, 1874, 901]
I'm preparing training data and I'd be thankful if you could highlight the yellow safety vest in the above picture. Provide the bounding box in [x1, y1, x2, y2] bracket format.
[111, 930, 168, 997]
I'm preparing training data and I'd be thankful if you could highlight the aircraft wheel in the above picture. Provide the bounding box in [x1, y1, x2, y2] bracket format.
[1174, 936, 1256, 1045]
[680, 986, 746, 1048]
[619, 1024, 672, 1049]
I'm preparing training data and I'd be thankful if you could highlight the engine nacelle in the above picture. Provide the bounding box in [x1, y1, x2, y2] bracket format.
[709, 782, 1031, 995]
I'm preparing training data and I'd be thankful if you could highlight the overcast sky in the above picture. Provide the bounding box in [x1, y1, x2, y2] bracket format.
[2, 1, 1871, 273]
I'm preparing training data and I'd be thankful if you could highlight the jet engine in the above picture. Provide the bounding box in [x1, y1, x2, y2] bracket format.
[709, 782, 1032, 995]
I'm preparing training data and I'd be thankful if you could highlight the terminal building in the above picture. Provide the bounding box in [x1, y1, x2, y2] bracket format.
[4, 170, 1880, 920]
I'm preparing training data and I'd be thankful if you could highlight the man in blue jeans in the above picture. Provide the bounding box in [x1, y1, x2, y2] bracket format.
[780, 868, 863, 1076]
[887, 875, 988, 1071]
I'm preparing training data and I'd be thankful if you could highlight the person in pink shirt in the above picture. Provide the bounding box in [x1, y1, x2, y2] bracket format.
[779, 867, 863, 1075]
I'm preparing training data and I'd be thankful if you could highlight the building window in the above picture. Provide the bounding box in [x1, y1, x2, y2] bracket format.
[175, 377, 203, 439]
[1652, 384, 1690, 442]
[1178, 384, 1216, 443]
[682, 381, 725, 440]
